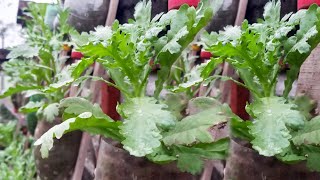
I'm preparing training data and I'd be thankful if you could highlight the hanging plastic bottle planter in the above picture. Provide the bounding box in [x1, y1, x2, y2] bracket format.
[298, 0, 320, 9]
[168, 0, 200, 10]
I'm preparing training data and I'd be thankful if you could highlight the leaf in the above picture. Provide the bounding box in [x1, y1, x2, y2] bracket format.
[284, 4, 320, 97]
[217, 26, 241, 46]
[301, 145, 320, 172]
[19, 101, 44, 113]
[118, 97, 176, 157]
[155, 0, 213, 97]
[45, 67, 74, 92]
[147, 137, 229, 173]
[163, 97, 229, 146]
[7, 44, 40, 59]
[60, 97, 110, 120]
[146, 144, 177, 164]
[293, 95, 316, 120]
[0, 121, 16, 147]
[163, 93, 188, 120]
[70, 57, 95, 78]
[247, 97, 305, 156]
[42, 103, 60, 122]
[177, 154, 204, 175]
[173, 138, 229, 174]
[134, 0, 152, 26]
[263, 0, 281, 23]
[230, 117, 253, 141]
[0, 85, 42, 98]
[292, 116, 320, 146]
[88, 26, 113, 43]
[70, 31, 91, 47]
[34, 114, 122, 158]
[275, 144, 306, 164]
[174, 63, 206, 91]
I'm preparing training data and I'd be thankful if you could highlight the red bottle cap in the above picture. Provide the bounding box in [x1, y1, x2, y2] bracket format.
[298, 0, 320, 10]
[200, 50, 212, 59]
[71, 51, 84, 60]
[168, 0, 200, 10]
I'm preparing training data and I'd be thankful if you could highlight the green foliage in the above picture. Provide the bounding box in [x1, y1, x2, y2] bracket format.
[201, 0, 320, 171]
[174, 138, 229, 174]
[147, 138, 229, 174]
[34, 0, 229, 174]
[0, 123, 36, 180]
[293, 95, 316, 120]
[34, 116, 122, 158]
[0, 121, 15, 147]
[0, 105, 17, 124]
[230, 117, 253, 141]
[0, 3, 78, 122]
[301, 145, 320, 172]
[0, 139, 36, 180]
[71, 0, 213, 98]
[247, 97, 305, 156]
[118, 97, 176, 157]
[163, 93, 188, 120]
[60, 97, 110, 119]
[163, 98, 229, 146]
[292, 116, 320, 146]
[204, 1, 320, 98]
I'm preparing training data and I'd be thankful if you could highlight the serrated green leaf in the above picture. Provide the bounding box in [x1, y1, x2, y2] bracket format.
[118, 97, 176, 157]
[134, 0, 151, 26]
[71, 31, 91, 46]
[263, 0, 280, 23]
[7, 44, 40, 59]
[306, 153, 320, 172]
[45, 67, 74, 92]
[177, 154, 203, 175]
[301, 145, 320, 172]
[163, 97, 229, 146]
[293, 95, 316, 120]
[174, 138, 229, 160]
[0, 85, 42, 99]
[70, 58, 95, 78]
[19, 101, 44, 113]
[247, 97, 305, 156]
[0, 121, 16, 147]
[88, 26, 113, 43]
[34, 115, 122, 158]
[60, 97, 110, 120]
[163, 93, 188, 120]
[146, 144, 177, 164]
[292, 116, 320, 146]
[174, 63, 205, 91]
[284, 4, 320, 97]
[155, 0, 213, 97]
[174, 138, 229, 174]
[217, 26, 241, 46]
[275, 144, 306, 164]
[230, 117, 253, 141]
[42, 103, 60, 122]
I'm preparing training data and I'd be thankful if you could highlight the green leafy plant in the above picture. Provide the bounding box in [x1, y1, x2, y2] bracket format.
[0, 122, 36, 180]
[0, 121, 16, 148]
[0, 3, 78, 122]
[202, 0, 320, 171]
[34, 0, 230, 174]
